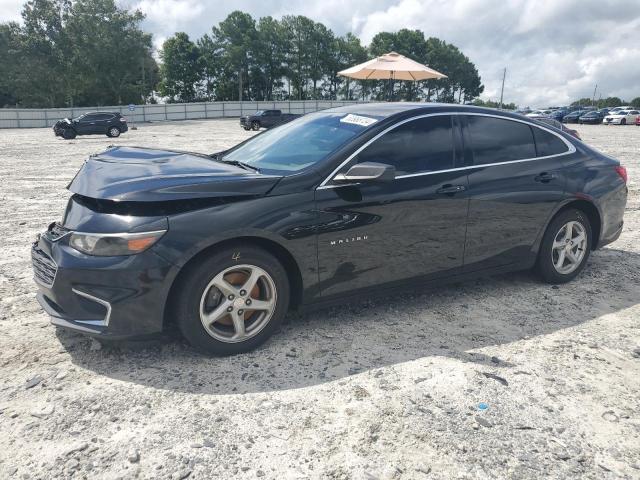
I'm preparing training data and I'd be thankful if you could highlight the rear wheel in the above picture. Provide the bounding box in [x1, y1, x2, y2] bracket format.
[174, 245, 290, 355]
[107, 126, 121, 137]
[536, 208, 592, 284]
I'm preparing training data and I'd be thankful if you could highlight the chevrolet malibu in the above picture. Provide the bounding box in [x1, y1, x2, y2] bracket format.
[32, 104, 628, 355]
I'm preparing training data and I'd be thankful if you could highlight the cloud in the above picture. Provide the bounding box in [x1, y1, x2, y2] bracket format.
[2, 0, 639, 106]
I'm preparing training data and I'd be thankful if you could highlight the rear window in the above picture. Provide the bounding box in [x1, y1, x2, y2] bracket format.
[532, 126, 569, 157]
[466, 115, 536, 165]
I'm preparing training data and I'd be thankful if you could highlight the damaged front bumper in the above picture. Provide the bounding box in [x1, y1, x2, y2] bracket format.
[32, 223, 176, 340]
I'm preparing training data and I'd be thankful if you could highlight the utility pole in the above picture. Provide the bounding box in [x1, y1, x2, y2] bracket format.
[238, 69, 243, 102]
[141, 57, 146, 104]
[591, 84, 597, 106]
[499, 67, 506, 109]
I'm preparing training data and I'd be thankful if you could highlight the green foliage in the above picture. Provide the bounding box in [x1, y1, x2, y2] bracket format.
[472, 99, 516, 110]
[629, 97, 640, 108]
[159, 33, 202, 102]
[1, 0, 157, 107]
[2, 5, 486, 106]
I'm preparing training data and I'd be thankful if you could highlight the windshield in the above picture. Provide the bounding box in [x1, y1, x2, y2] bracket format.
[223, 112, 378, 174]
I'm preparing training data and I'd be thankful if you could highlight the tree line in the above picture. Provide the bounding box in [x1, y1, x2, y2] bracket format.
[1, 0, 158, 108]
[159, 11, 484, 104]
[0, 2, 483, 108]
[571, 97, 640, 109]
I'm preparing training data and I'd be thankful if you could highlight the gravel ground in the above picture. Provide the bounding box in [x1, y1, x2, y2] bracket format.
[0, 119, 639, 480]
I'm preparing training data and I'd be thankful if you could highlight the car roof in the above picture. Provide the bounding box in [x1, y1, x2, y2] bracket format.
[81, 111, 120, 115]
[321, 102, 527, 121]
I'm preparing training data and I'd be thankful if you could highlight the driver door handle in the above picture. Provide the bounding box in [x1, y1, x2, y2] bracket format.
[436, 184, 467, 195]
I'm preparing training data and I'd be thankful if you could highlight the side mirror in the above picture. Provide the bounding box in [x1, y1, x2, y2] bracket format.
[333, 162, 395, 184]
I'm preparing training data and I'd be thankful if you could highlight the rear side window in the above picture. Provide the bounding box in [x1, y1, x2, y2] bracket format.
[532, 126, 568, 157]
[466, 116, 536, 165]
[95, 114, 114, 120]
[356, 115, 455, 175]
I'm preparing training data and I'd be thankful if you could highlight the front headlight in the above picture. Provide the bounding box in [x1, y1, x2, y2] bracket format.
[69, 230, 166, 256]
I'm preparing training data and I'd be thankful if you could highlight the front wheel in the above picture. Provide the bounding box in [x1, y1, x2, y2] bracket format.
[62, 129, 76, 140]
[251, 121, 260, 131]
[620, 118, 626, 125]
[174, 245, 290, 355]
[536, 208, 592, 284]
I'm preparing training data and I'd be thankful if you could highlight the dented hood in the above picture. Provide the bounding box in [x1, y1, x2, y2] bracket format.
[67, 146, 282, 201]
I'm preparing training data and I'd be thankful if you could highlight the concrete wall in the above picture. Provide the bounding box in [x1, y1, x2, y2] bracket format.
[0, 100, 367, 129]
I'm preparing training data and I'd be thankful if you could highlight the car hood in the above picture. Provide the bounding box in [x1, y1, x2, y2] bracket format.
[67, 146, 282, 202]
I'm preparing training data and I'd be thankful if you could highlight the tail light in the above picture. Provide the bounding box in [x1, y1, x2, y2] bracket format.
[615, 165, 627, 184]
[120, 117, 127, 122]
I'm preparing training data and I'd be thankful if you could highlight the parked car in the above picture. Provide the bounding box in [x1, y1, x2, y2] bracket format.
[53, 112, 128, 139]
[579, 111, 605, 124]
[549, 109, 569, 121]
[603, 110, 640, 125]
[32, 104, 628, 355]
[528, 115, 581, 140]
[240, 110, 301, 130]
[636, 115, 640, 126]
[562, 110, 589, 123]
[526, 109, 552, 117]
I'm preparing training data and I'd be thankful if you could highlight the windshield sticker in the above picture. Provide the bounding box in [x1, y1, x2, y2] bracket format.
[340, 114, 378, 127]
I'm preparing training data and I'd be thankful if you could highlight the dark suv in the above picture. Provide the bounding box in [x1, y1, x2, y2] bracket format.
[53, 112, 128, 139]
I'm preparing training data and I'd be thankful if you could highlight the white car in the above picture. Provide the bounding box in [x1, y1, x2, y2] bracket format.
[526, 109, 552, 117]
[604, 110, 640, 125]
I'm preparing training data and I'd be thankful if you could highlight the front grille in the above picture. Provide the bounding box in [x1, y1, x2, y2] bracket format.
[32, 244, 57, 287]
[44, 222, 70, 242]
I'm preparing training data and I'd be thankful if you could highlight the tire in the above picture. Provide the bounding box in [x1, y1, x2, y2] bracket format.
[174, 244, 290, 355]
[251, 121, 260, 131]
[243, 127, 251, 131]
[620, 118, 626, 125]
[107, 126, 121, 137]
[62, 129, 76, 140]
[536, 208, 592, 284]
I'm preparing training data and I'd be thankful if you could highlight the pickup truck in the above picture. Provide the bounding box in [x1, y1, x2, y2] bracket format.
[240, 110, 301, 130]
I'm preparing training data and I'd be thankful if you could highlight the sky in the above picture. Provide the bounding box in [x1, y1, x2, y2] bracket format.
[2, 0, 640, 107]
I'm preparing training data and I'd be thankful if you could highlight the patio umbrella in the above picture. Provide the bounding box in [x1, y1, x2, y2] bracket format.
[338, 51, 447, 100]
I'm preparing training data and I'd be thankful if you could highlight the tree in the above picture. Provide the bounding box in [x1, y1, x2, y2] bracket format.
[159, 33, 202, 102]
[65, 0, 156, 105]
[1, 0, 157, 107]
[630, 97, 640, 108]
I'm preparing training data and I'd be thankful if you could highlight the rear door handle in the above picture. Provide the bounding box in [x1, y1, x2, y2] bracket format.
[436, 184, 467, 195]
[534, 172, 556, 183]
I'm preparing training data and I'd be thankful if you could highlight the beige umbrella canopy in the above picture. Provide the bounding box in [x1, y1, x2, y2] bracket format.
[338, 51, 447, 81]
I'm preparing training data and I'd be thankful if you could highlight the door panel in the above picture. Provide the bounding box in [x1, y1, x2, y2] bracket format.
[463, 160, 565, 271]
[315, 172, 469, 298]
[462, 115, 568, 272]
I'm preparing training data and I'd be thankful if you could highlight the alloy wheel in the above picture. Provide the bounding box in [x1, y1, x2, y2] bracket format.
[199, 264, 277, 343]
[551, 221, 587, 274]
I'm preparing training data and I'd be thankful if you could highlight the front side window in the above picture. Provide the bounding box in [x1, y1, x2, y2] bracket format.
[354, 115, 455, 176]
[466, 115, 536, 165]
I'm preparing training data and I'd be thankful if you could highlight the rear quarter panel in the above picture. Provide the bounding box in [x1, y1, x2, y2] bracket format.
[560, 147, 627, 247]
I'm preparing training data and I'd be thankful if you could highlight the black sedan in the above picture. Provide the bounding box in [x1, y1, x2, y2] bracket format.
[579, 111, 605, 124]
[53, 112, 128, 139]
[33, 104, 628, 355]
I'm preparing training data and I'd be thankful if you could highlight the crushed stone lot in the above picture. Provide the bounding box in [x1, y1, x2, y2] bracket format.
[1, 119, 639, 480]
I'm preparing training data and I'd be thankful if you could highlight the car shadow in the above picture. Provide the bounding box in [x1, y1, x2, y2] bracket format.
[57, 247, 639, 394]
